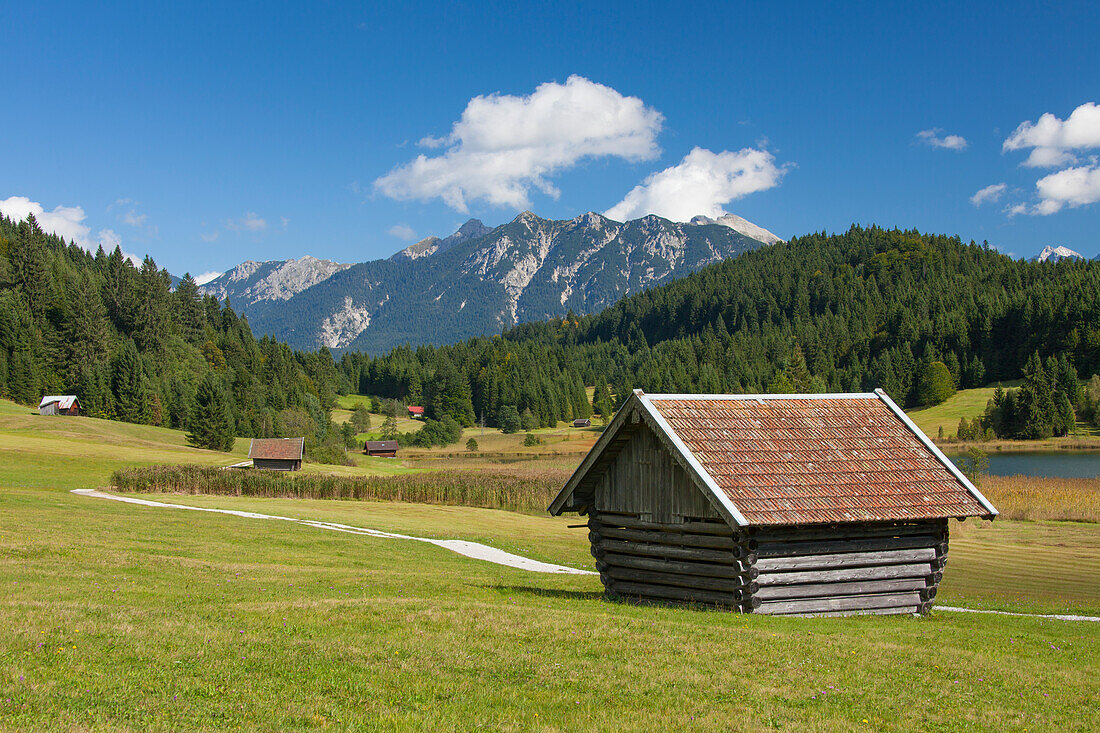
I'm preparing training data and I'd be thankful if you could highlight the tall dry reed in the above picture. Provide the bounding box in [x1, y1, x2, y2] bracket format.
[110, 465, 570, 515]
[979, 474, 1100, 523]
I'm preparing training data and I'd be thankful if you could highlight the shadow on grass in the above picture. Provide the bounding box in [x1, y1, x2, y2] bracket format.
[485, 584, 605, 602]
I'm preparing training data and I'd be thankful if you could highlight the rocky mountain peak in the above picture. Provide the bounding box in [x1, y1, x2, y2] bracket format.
[689, 213, 783, 245]
[1032, 245, 1085, 263]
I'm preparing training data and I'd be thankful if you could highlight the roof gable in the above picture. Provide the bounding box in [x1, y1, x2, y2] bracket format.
[249, 437, 304, 461]
[40, 395, 78, 409]
[550, 390, 997, 526]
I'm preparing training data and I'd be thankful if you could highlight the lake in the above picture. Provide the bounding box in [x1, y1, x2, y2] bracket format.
[946, 451, 1100, 478]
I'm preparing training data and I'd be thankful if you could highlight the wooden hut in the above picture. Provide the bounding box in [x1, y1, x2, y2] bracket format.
[407, 406, 425, 419]
[549, 389, 997, 617]
[248, 438, 304, 471]
[572, 418, 591, 428]
[365, 440, 399, 458]
[38, 395, 80, 416]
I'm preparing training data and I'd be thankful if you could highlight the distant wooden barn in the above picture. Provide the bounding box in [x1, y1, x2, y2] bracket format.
[407, 406, 425, 419]
[38, 395, 80, 416]
[248, 438, 304, 471]
[365, 440, 399, 458]
[550, 389, 997, 617]
[572, 418, 591, 428]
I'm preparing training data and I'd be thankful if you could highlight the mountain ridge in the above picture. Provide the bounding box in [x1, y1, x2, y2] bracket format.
[200, 210, 778, 352]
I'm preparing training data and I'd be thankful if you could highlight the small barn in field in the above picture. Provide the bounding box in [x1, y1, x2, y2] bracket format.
[407, 406, 424, 419]
[573, 418, 591, 428]
[38, 395, 80, 416]
[549, 389, 998, 617]
[248, 438, 304, 471]
[365, 440, 399, 458]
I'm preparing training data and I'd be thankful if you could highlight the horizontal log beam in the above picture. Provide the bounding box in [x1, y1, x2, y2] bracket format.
[593, 513, 736, 537]
[599, 564, 750, 594]
[756, 591, 923, 616]
[608, 580, 745, 607]
[755, 547, 938, 572]
[753, 577, 932, 601]
[787, 606, 918, 618]
[599, 551, 758, 580]
[755, 535, 947, 558]
[590, 525, 740, 550]
[750, 521, 946, 543]
[595, 538, 748, 564]
[756, 563, 934, 586]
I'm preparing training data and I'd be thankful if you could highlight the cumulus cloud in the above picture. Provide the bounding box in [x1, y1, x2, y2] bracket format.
[387, 223, 417, 241]
[970, 183, 1007, 206]
[1003, 102, 1100, 167]
[0, 195, 140, 262]
[917, 128, 968, 150]
[1025, 165, 1100, 215]
[375, 75, 663, 212]
[604, 147, 786, 222]
[194, 271, 222, 285]
[227, 212, 267, 232]
[1, 195, 94, 243]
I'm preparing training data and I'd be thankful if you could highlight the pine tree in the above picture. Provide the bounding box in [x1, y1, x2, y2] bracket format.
[188, 373, 235, 451]
[1016, 352, 1055, 439]
[111, 339, 150, 423]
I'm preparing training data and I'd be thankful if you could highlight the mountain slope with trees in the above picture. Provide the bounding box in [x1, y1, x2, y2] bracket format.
[0, 213, 352, 458]
[337, 226, 1100, 433]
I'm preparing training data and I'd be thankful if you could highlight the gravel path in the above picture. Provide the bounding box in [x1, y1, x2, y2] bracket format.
[71, 489, 595, 575]
[71, 489, 1100, 619]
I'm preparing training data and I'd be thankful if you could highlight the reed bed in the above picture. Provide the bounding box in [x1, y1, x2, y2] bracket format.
[111, 464, 571, 515]
[980, 474, 1100, 523]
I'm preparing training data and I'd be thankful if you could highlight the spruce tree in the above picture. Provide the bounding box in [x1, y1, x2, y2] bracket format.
[111, 339, 149, 423]
[188, 373, 234, 451]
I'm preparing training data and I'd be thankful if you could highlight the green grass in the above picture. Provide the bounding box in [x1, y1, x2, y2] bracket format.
[907, 385, 1005, 438]
[2, 488, 1098, 730]
[1, 397, 1099, 729]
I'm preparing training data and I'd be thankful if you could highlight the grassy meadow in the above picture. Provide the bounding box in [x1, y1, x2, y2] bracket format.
[1, 397, 1099, 730]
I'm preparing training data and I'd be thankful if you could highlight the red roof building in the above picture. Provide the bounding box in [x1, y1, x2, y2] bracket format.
[407, 406, 425, 418]
[550, 389, 996, 616]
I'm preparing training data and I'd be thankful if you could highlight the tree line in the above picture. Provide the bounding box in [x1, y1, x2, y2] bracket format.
[0, 213, 353, 458]
[339, 226, 1100, 433]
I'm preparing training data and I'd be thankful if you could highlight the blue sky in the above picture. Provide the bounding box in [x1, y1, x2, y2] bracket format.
[2, 1, 1098, 279]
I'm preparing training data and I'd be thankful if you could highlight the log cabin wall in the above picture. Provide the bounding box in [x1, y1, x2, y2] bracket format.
[588, 423, 757, 610]
[748, 520, 949, 616]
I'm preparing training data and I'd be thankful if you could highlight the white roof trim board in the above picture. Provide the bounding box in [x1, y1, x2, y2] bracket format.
[549, 389, 998, 525]
[39, 395, 78, 409]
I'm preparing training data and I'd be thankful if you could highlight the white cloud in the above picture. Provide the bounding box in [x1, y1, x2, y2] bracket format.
[1003, 102, 1100, 167]
[387, 223, 417, 241]
[375, 75, 663, 212]
[199, 231, 220, 243]
[1030, 165, 1100, 214]
[227, 212, 267, 232]
[280, 216, 289, 230]
[194, 271, 222, 285]
[970, 183, 1007, 206]
[916, 128, 968, 150]
[1, 195, 93, 243]
[0, 195, 141, 263]
[605, 147, 785, 222]
[122, 209, 147, 226]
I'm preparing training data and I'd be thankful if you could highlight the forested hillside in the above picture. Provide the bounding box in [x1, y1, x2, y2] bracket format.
[339, 226, 1100, 429]
[0, 214, 350, 452]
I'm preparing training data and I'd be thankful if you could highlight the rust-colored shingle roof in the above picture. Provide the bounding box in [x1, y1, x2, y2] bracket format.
[550, 390, 998, 526]
[646, 394, 991, 525]
[248, 437, 304, 461]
